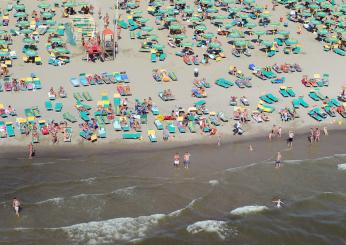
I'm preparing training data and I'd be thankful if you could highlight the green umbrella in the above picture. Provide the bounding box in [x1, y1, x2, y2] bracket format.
[239, 13, 249, 19]
[254, 30, 266, 36]
[206, 7, 218, 13]
[175, 0, 186, 4]
[221, 0, 235, 4]
[269, 22, 281, 27]
[0, 30, 8, 35]
[169, 24, 183, 30]
[234, 40, 247, 46]
[309, 4, 319, 9]
[14, 12, 28, 18]
[324, 37, 338, 43]
[229, 7, 243, 13]
[321, 2, 333, 9]
[148, 34, 159, 40]
[44, 20, 56, 26]
[261, 40, 273, 46]
[141, 26, 153, 32]
[53, 47, 70, 54]
[174, 34, 187, 39]
[0, 40, 8, 45]
[181, 42, 194, 47]
[243, 0, 255, 4]
[195, 24, 207, 31]
[209, 42, 221, 49]
[25, 49, 38, 57]
[325, 19, 336, 25]
[285, 38, 298, 45]
[245, 22, 257, 29]
[260, 13, 271, 18]
[138, 17, 149, 23]
[50, 37, 64, 44]
[301, 12, 312, 17]
[17, 20, 30, 27]
[38, 3, 51, 9]
[184, 8, 194, 13]
[190, 16, 202, 22]
[202, 32, 215, 39]
[22, 38, 35, 44]
[310, 19, 322, 25]
[47, 28, 58, 33]
[228, 32, 242, 38]
[0, 51, 9, 57]
[132, 10, 143, 15]
[200, 0, 213, 5]
[317, 29, 328, 35]
[20, 29, 34, 34]
[42, 12, 55, 19]
[277, 30, 290, 35]
[213, 15, 227, 20]
[335, 28, 345, 34]
[331, 11, 343, 17]
[164, 16, 176, 22]
[152, 44, 164, 50]
[316, 11, 327, 17]
[63, 2, 78, 7]
[14, 4, 25, 11]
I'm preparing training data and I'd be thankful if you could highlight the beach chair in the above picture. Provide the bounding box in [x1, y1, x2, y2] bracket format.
[308, 91, 320, 101]
[6, 122, 15, 137]
[151, 52, 157, 62]
[266, 93, 279, 102]
[98, 127, 107, 138]
[151, 106, 159, 115]
[80, 111, 90, 122]
[64, 127, 72, 142]
[55, 102, 63, 112]
[292, 98, 300, 109]
[279, 87, 289, 97]
[113, 119, 122, 131]
[79, 74, 89, 86]
[257, 103, 275, 113]
[188, 121, 196, 133]
[32, 106, 41, 118]
[298, 97, 309, 108]
[259, 95, 273, 104]
[148, 130, 157, 142]
[167, 123, 176, 133]
[215, 78, 233, 88]
[286, 87, 296, 97]
[45, 100, 53, 111]
[73, 92, 83, 102]
[35, 56, 42, 65]
[122, 132, 141, 139]
[82, 91, 93, 101]
[333, 48, 346, 56]
[70, 78, 80, 87]
[33, 77, 42, 89]
[154, 119, 163, 130]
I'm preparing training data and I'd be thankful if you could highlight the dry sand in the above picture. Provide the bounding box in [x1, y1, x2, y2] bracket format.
[0, 0, 345, 148]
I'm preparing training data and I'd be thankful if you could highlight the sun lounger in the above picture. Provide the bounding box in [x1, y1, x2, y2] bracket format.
[167, 123, 176, 133]
[333, 48, 346, 56]
[151, 106, 159, 115]
[122, 132, 141, 139]
[308, 91, 320, 101]
[6, 122, 15, 137]
[292, 98, 300, 109]
[70, 78, 80, 87]
[113, 119, 122, 131]
[73, 92, 83, 101]
[260, 95, 273, 104]
[33, 78, 42, 89]
[159, 92, 175, 101]
[258, 103, 275, 113]
[330, 98, 341, 107]
[98, 127, 107, 138]
[286, 87, 296, 97]
[168, 72, 177, 81]
[63, 127, 72, 142]
[63, 112, 77, 123]
[188, 121, 196, 133]
[80, 111, 90, 122]
[45, 100, 53, 111]
[298, 97, 309, 108]
[82, 91, 93, 101]
[148, 130, 157, 142]
[308, 108, 323, 121]
[279, 87, 289, 97]
[55, 102, 63, 112]
[215, 78, 234, 88]
[266, 93, 279, 102]
[154, 119, 163, 130]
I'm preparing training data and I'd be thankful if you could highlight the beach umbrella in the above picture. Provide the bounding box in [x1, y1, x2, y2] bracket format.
[335, 28, 345, 34]
[200, 0, 213, 5]
[138, 17, 149, 23]
[321, 2, 333, 9]
[261, 40, 273, 47]
[181, 42, 194, 47]
[245, 22, 257, 29]
[132, 10, 143, 15]
[285, 38, 298, 45]
[63, 2, 78, 7]
[50, 37, 64, 44]
[0, 30, 8, 35]
[317, 28, 328, 35]
[20, 29, 34, 34]
[22, 38, 35, 44]
[184, 8, 194, 14]
[221, 0, 235, 4]
[16, 20, 30, 27]
[243, 0, 255, 4]
[25, 49, 38, 57]
[148, 34, 159, 40]
[209, 42, 221, 49]
[254, 30, 266, 36]
[190, 16, 202, 22]
[331, 11, 343, 17]
[228, 32, 242, 38]
[324, 19, 336, 25]
[14, 12, 28, 18]
[234, 40, 247, 46]
[294, 4, 305, 10]
[38, 3, 51, 9]
[47, 28, 58, 33]
[202, 32, 215, 39]
[269, 22, 281, 27]
[213, 15, 227, 20]
[44, 20, 56, 26]
[309, 4, 319, 9]
[260, 13, 271, 18]
[53, 47, 70, 54]
[174, 34, 187, 39]
[14, 4, 25, 11]
[152, 44, 164, 50]
[324, 37, 338, 43]
[42, 12, 55, 19]
[301, 11, 312, 17]
[164, 16, 176, 22]
[206, 7, 218, 13]
[239, 13, 249, 19]
[0, 50, 9, 57]
[141, 26, 153, 32]
[316, 11, 327, 18]
[175, 0, 186, 4]
[310, 19, 322, 25]
[169, 24, 183, 30]
[277, 30, 290, 36]
[0, 40, 8, 45]
[195, 24, 207, 31]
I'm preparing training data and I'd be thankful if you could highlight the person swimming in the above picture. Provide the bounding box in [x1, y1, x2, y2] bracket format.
[272, 199, 284, 208]
[12, 197, 21, 217]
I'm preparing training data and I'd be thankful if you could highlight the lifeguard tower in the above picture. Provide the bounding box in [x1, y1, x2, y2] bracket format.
[101, 28, 116, 61]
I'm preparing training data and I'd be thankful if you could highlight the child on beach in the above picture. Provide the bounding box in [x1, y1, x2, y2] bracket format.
[174, 153, 180, 167]
[183, 152, 191, 169]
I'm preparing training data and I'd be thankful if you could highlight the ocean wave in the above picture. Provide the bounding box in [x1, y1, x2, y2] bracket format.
[35, 197, 64, 205]
[337, 163, 346, 170]
[208, 180, 219, 186]
[230, 205, 268, 216]
[226, 163, 259, 172]
[186, 220, 236, 240]
[60, 213, 166, 244]
[169, 197, 201, 217]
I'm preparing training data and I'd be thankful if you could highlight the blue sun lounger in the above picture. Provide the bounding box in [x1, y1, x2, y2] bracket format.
[70, 77, 80, 87]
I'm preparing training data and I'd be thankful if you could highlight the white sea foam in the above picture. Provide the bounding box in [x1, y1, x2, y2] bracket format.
[80, 177, 96, 183]
[36, 197, 64, 205]
[32, 161, 55, 166]
[230, 205, 268, 215]
[337, 163, 346, 170]
[61, 213, 166, 244]
[226, 163, 258, 172]
[169, 198, 201, 217]
[186, 220, 235, 240]
[208, 180, 219, 186]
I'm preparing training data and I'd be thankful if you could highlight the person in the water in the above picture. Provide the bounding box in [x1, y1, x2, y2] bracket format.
[272, 199, 284, 208]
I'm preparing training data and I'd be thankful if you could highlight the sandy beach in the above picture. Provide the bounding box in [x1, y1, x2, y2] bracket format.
[0, 0, 345, 149]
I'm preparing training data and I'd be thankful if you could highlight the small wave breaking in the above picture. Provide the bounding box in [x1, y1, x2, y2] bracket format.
[186, 220, 236, 240]
[230, 205, 268, 215]
[337, 163, 346, 170]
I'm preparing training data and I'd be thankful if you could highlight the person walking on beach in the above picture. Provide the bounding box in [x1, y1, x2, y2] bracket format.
[194, 67, 199, 78]
[183, 152, 191, 169]
[12, 197, 21, 217]
[287, 130, 294, 148]
[174, 153, 180, 167]
[217, 135, 221, 146]
[315, 128, 321, 142]
[28, 143, 35, 159]
[275, 152, 282, 168]
[323, 126, 328, 136]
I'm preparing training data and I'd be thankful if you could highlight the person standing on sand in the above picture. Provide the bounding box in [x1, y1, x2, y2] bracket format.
[174, 153, 180, 167]
[275, 152, 282, 168]
[287, 130, 294, 148]
[217, 135, 221, 146]
[194, 67, 199, 78]
[323, 126, 328, 136]
[315, 128, 321, 142]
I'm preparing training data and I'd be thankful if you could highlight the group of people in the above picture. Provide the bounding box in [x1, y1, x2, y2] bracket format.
[173, 152, 191, 169]
[268, 124, 282, 141]
[309, 127, 328, 143]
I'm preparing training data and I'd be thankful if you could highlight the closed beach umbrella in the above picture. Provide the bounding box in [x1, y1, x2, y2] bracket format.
[25, 49, 38, 57]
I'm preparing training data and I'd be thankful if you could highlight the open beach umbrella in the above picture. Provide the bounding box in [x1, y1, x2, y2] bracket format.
[184, 8, 194, 14]
[260, 13, 271, 18]
[147, 34, 158, 41]
[174, 34, 187, 39]
[181, 42, 194, 47]
[195, 24, 207, 31]
[221, 0, 235, 4]
[14, 12, 28, 18]
[141, 26, 153, 32]
[309, 4, 319, 10]
[14, 4, 25, 11]
[50, 37, 64, 44]
[228, 31, 242, 39]
[42, 12, 55, 19]
[335, 28, 345, 34]
[0, 30, 8, 35]
[169, 24, 183, 30]
[316, 11, 327, 18]
[254, 30, 266, 36]
[152, 44, 164, 50]
[317, 28, 328, 35]
[209, 42, 221, 49]
[261, 40, 273, 47]
[53, 47, 70, 54]
[17, 20, 30, 27]
[234, 40, 247, 47]
[310, 19, 322, 25]
[164, 16, 176, 22]
[239, 13, 249, 19]
[270, 22, 281, 27]
[0, 40, 8, 45]
[202, 32, 215, 39]
[324, 37, 338, 43]
[245, 22, 257, 29]
[324, 19, 336, 25]
[63, 2, 78, 7]
[38, 3, 51, 9]
[22, 38, 35, 44]
[206, 7, 218, 13]
[0, 51, 9, 57]
[25, 49, 38, 57]
[301, 11, 312, 17]
[20, 29, 34, 34]
[138, 17, 149, 23]
[277, 30, 290, 36]
[190, 16, 202, 22]
[285, 38, 298, 45]
[213, 15, 227, 20]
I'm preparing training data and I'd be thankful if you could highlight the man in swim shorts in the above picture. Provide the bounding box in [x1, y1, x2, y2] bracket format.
[12, 197, 21, 217]
[174, 153, 180, 167]
[183, 152, 191, 169]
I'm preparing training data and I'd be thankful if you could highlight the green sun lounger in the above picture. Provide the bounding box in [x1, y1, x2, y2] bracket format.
[298, 97, 309, 108]
[73, 92, 83, 102]
[215, 78, 233, 88]
[130, 31, 135, 39]
[315, 91, 326, 100]
[122, 132, 141, 139]
[82, 92, 93, 101]
[279, 87, 289, 97]
[330, 98, 341, 107]
[308, 91, 320, 101]
[286, 87, 296, 97]
[24, 108, 34, 117]
[167, 123, 176, 133]
[309, 109, 323, 121]
[266, 93, 278, 102]
[55, 102, 63, 112]
[333, 48, 346, 56]
[6, 122, 15, 137]
[292, 98, 300, 108]
[63, 112, 77, 123]
[32, 106, 41, 117]
[45, 100, 53, 111]
[260, 95, 273, 104]
[80, 111, 90, 122]
[77, 101, 92, 110]
[168, 72, 177, 81]
[188, 121, 196, 133]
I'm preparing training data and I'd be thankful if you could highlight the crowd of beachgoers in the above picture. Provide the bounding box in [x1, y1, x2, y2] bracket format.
[0, 0, 345, 154]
